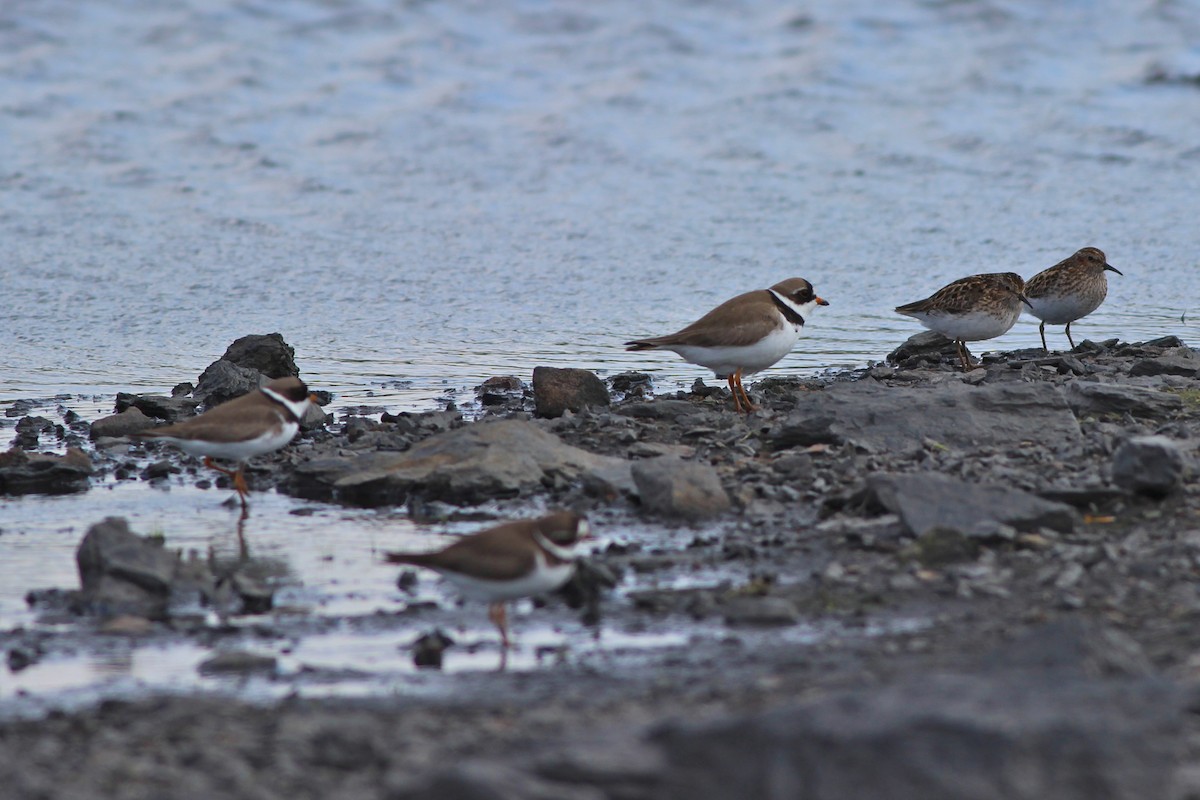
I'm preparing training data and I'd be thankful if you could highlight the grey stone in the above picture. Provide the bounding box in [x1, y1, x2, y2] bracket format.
[220, 332, 299, 379]
[532, 366, 610, 418]
[1066, 381, 1183, 418]
[657, 674, 1183, 800]
[90, 407, 157, 439]
[721, 596, 800, 627]
[1112, 435, 1187, 497]
[886, 330, 957, 364]
[631, 456, 730, 521]
[287, 419, 632, 507]
[981, 619, 1154, 678]
[197, 650, 278, 676]
[770, 381, 1082, 454]
[396, 761, 607, 800]
[913, 526, 982, 566]
[76, 517, 179, 619]
[193, 359, 263, 408]
[114, 392, 199, 422]
[867, 472, 1077, 536]
[0, 448, 93, 496]
[1128, 354, 1200, 378]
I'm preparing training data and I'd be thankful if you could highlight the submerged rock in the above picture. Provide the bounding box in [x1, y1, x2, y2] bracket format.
[631, 456, 730, 521]
[532, 366, 611, 418]
[74, 517, 275, 620]
[0, 448, 93, 495]
[287, 418, 633, 507]
[1112, 435, 1187, 497]
[76, 517, 177, 620]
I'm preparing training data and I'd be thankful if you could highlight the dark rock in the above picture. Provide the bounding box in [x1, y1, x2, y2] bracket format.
[721, 596, 799, 627]
[287, 419, 632, 507]
[532, 367, 610, 418]
[114, 393, 199, 422]
[171, 381, 194, 397]
[0, 448, 93, 495]
[913, 526, 982, 567]
[1129, 354, 1200, 378]
[90, 407, 157, 439]
[140, 461, 176, 481]
[229, 572, 274, 614]
[533, 741, 665, 798]
[76, 517, 178, 619]
[867, 472, 1077, 536]
[557, 559, 618, 626]
[886, 330, 957, 364]
[476, 375, 526, 407]
[616, 399, 699, 421]
[219, 333, 298, 379]
[412, 629, 455, 669]
[631, 456, 730, 521]
[1066, 382, 1183, 419]
[6, 644, 40, 672]
[192, 359, 262, 409]
[396, 761, 606, 800]
[13, 416, 59, 449]
[197, 650, 278, 676]
[982, 619, 1154, 678]
[1112, 435, 1187, 497]
[657, 674, 1183, 800]
[609, 371, 653, 400]
[771, 381, 1082, 455]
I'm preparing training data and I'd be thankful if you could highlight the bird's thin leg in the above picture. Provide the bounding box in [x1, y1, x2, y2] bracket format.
[488, 603, 510, 670]
[726, 374, 743, 412]
[1039, 321, 1049, 353]
[232, 466, 250, 507]
[957, 340, 976, 371]
[203, 456, 238, 479]
[736, 370, 757, 413]
[1065, 322, 1076, 350]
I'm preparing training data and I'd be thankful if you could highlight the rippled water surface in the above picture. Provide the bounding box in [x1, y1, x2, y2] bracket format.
[2, 0, 1199, 411]
[2, 0, 1200, 707]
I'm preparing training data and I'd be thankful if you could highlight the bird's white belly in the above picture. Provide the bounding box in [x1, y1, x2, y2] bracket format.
[166, 422, 298, 461]
[672, 325, 801, 378]
[1026, 293, 1103, 325]
[909, 309, 1019, 342]
[442, 560, 576, 603]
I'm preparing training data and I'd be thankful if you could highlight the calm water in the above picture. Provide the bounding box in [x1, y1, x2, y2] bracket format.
[1, 0, 1199, 708]
[2, 0, 1199, 415]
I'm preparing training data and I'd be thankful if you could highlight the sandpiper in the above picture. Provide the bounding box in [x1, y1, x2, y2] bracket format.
[895, 272, 1030, 370]
[1025, 247, 1122, 352]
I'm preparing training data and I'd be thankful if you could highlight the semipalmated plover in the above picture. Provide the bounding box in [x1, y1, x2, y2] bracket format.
[132, 376, 315, 507]
[1025, 247, 1122, 352]
[384, 511, 591, 666]
[625, 278, 829, 411]
[895, 272, 1030, 370]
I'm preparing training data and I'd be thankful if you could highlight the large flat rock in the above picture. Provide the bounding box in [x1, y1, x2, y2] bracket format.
[770, 381, 1083, 454]
[867, 471, 1077, 535]
[287, 418, 633, 507]
[656, 674, 1182, 800]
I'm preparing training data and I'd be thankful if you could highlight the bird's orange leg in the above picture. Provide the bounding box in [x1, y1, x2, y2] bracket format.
[734, 369, 757, 413]
[488, 602, 511, 670]
[203, 457, 250, 508]
[724, 376, 744, 412]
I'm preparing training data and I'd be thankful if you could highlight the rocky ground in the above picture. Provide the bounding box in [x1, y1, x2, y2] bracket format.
[5, 333, 1200, 799]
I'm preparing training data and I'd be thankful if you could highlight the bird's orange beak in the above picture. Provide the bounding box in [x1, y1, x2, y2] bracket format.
[309, 393, 319, 403]
[816, 296, 830, 306]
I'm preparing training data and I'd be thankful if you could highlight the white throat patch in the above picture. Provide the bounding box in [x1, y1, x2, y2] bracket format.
[533, 530, 578, 562]
[261, 386, 312, 422]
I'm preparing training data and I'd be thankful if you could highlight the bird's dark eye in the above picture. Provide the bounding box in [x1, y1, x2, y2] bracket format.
[794, 289, 813, 303]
